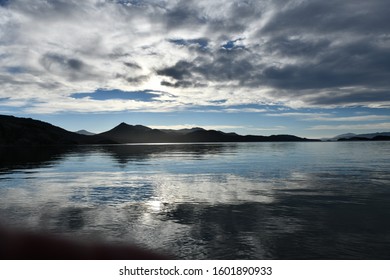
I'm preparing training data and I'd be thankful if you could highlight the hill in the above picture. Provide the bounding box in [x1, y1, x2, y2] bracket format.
[95, 122, 318, 143]
[327, 132, 390, 141]
[338, 135, 390, 141]
[0, 115, 112, 145]
[98, 123, 171, 143]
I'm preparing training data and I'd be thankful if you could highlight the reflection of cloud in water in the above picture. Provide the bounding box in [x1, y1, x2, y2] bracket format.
[2, 168, 390, 258]
[153, 174, 276, 205]
[1, 172, 276, 207]
[0, 171, 300, 258]
[1, 142, 390, 259]
[2, 165, 390, 258]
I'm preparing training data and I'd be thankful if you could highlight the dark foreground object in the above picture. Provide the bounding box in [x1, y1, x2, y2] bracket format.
[0, 226, 169, 260]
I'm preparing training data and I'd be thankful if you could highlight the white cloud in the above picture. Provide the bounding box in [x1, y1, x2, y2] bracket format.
[223, 108, 268, 113]
[266, 112, 331, 118]
[266, 113, 390, 122]
[251, 126, 287, 131]
[308, 123, 390, 131]
[308, 115, 390, 122]
[0, 0, 389, 114]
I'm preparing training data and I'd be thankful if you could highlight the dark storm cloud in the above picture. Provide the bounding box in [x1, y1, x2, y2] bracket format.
[159, 1, 262, 36]
[306, 90, 390, 106]
[153, 0, 390, 106]
[265, 37, 331, 58]
[125, 75, 149, 84]
[164, 1, 207, 30]
[262, 0, 390, 35]
[157, 48, 256, 88]
[261, 38, 390, 91]
[156, 60, 193, 81]
[197, 54, 255, 83]
[205, 1, 264, 35]
[41, 54, 84, 71]
[40, 53, 96, 81]
[161, 80, 193, 88]
[123, 62, 142, 69]
[115, 71, 149, 85]
[160, 80, 206, 88]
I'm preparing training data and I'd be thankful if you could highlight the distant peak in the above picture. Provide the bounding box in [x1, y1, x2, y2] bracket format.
[109, 122, 131, 131]
[116, 122, 130, 128]
[109, 123, 154, 133]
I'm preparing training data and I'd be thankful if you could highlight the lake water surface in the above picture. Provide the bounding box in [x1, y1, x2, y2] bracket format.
[1, 142, 390, 259]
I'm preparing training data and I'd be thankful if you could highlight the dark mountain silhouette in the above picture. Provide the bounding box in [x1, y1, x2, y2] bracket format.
[95, 122, 318, 143]
[98, 123, 171, 143]
[338, 137, 370, 141]
[330, 132, 390, 141]
[372, 135, 390, 141]
[180, 129, 242, 142]
[322, 133, 357, 141]
[0, 114, 319, 146]
[0, 115, 113, 145]
[338, 135, 390, 141]
[356, 132, 390, 139]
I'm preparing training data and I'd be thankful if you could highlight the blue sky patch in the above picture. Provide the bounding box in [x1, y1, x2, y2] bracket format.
[222, 38, 244, 50]
[6, 66, 25, 74]
[71, 89, 161, 101]
[0, 0, 9, 7]
[169, 38, 208, 50]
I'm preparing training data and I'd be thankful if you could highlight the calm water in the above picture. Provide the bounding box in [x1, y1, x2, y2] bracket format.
[1, 142, 390, 259]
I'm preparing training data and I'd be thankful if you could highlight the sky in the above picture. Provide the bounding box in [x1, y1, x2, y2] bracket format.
[0, 0, 389, 138]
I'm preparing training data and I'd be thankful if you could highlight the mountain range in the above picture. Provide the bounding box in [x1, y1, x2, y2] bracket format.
[323, 132, 390, 141]
[0, 114, 319, 146]
[1, 114, 389, 146]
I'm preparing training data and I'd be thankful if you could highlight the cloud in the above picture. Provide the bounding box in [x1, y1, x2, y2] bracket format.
[40, 53, 96, 81]
[262, 1, 390, 36]
[157, 60, 193, 81]
[251, 126, 287, 132]
[308, 123, 390, 131]
[0, 0, 390, 113]
[223, 108, 267, 113]
[266, 112, 331, 118]
[266, 112, 390, 122]
[308, 115, 390, 122]
[304, 89, 390, 107]
[266, 112, 390, 123]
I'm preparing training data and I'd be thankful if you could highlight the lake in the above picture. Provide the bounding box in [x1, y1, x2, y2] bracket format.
[1, 142, 390, 259]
